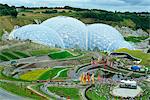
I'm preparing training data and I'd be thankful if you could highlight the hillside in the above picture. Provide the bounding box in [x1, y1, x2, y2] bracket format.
[0, 5, 150, 40]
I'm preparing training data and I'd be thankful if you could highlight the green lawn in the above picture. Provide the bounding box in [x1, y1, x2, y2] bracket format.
[54, 69, 68, 80]
[0, 51, 30, 61]
[59, 69, 68, 77]
[0, 54, 9, 61]
[13, 51, 30, 58]
[115, 48, 150, 67]
[0, 81, 44, 100]
[20, 69, 49, 81]
[30, 48, 60, 56]
[48, 86, 81, 100]
[48, 50, 74, 59]
[1, 52, 19, 59]
[38, 68, 64, 80]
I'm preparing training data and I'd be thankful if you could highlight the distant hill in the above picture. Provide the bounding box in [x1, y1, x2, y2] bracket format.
[0, 5, 149, 40]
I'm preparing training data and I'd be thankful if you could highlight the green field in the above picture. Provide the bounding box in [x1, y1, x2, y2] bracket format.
[0, 81, 44, 100]
[30, 48, 60, 56]
[115, 48, 150, 67]
[48, 86, 81, 100]
[1, 52, 20, 59]
[0, 51, 30, 61]
[0, 54, 9, 61]
[13, 51, 30, 58]
[38, 68, 64, 80]
[20, 69, 49, 81]
[59, 69, 68, 77]
[48, 51, 74, 59]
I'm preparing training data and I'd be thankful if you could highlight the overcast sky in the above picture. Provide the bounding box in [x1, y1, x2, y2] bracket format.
[0, 0, 150, 12]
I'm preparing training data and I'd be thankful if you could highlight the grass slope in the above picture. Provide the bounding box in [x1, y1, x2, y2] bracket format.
[20, 69, 49, 81]
[13, 51, 30, 58]
[48, 51, 74, 59]
[0, 81, 44, 100]
[38, 68, 64, 80]
[115, 48, 150, 67]
[48, 86, 81, 100]
[30, 48, 60, 56]
[0, 54, 9, 61]
[2, 51, 19, 59]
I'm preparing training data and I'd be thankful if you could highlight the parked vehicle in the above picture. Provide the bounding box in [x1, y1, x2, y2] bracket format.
[120, 80, 137, 89]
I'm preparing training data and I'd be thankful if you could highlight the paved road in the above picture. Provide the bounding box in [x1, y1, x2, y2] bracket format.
[0, 88, 27, 100]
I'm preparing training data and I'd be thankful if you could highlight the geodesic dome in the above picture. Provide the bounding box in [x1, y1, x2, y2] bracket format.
[41, 16, 88, 49]
[107, 40, 134, 51]
[87, 24, 133, 51]
[9, 24, 64, 48]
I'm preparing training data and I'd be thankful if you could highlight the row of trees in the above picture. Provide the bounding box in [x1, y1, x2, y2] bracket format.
[64, 6, 150, 31]
[76, 11, 150, 31]
[0, 4, 18, 17]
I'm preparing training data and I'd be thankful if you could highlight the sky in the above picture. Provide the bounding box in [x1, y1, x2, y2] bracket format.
[0, 0, 150, 12]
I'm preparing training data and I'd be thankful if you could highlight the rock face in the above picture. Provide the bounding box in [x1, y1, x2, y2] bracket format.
[2, 30, 9, 41]
[134, 38, 150, 53]
[115, 26, 149, 37]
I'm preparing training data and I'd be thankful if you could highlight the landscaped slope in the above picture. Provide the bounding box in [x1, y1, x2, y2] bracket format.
[115, 48, 150, 67]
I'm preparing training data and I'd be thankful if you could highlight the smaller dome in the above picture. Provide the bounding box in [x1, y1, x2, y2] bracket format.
[87, 23, 133, 51]
[9, 24, 64, 48]
[107, 40, 134, 51]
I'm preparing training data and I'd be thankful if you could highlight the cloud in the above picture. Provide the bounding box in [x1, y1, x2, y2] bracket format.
[0, 0, 149, 12]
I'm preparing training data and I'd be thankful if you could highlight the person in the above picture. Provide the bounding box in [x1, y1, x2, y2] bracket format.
[98, 74, 101, 81]
[91, 73, 95, 84]
[83, 74, 87, 85]
[87, 73, 91, 84]
[79, 72, 84, 84]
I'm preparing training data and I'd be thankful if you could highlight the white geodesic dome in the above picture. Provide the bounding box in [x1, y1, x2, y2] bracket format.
[87, 24, 133, 51]
[9, 24, 64, 48]
[107, 40, 134, 51]
[41, 16, 88, 49]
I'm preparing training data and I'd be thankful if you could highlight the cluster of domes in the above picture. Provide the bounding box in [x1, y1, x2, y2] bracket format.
[9, 16, 134, 51]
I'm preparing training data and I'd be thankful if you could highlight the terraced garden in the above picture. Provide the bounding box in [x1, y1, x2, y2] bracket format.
[0, 51, 30, 61]
[115, 48, 150, 67]
[86, 84, 114, 100]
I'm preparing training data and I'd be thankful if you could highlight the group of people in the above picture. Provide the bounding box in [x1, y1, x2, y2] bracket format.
[79, 72, 101, 85]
